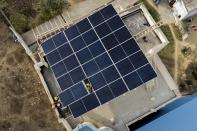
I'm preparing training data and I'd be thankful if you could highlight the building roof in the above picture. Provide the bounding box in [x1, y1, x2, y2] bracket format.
[183, 0, 197, 12]
[136, 96, 197, 131]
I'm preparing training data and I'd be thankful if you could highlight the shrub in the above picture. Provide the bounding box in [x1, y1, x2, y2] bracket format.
[9, 13, 29, 33]
[172, 24, 182, 41]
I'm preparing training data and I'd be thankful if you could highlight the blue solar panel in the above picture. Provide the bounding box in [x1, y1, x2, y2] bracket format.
[101, 34, 119, 50]
[100, 4, 117, 20]
[108, 45, 126, 63]
[63, 55, 79, 71]
[137, 64, 157, 83]
[102, 66, 120, 83]
[82, 60, 99, 77]
[123, 71, 143, 90]
[88, 41, 105, 57]
[76, 18, 92, 33]
[46, 50, 61, 65]
[64, 25, 80, 40]
[95, 22, 111, 38]
[59, 89, 75, 106]
[88, 11, 105, 27]
[69, 100, 87, 118]
[89, 73, 107, 90]
[70, 36, 86, 51]
[96, 86, 114, 104]
[41, 4, 157, 118]
[57, 44, 73, 59]
[42, 39, 55, 54]
[57, 74, 73, 90]
[82, 29, 98, 45]
[116, 58, 135, 76]
[52, 61, 67, 77]
[76, 48, 93, 64]
[95, 53, 112, 70]
[114, 27, 132, 43]
[129, 51, 148, 69]
[122, 39, 140, 56]
[109, 79, 128, 97]
[82, 93, 100, 111]
[53, 32, 67, 47]
[70, 82, 88, 100]
[69, 67, 85, 83]
[107, 15, 124, 31]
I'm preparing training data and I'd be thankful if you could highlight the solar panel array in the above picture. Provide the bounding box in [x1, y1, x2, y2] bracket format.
[41, 5, 157, 118]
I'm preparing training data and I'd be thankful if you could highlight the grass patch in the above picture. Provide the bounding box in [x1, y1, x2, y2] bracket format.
[172, 24, 182, 41]
[158, 24, 175, 76]
[1, 0, 70, 33]
[140, 0, 160, 22]
[159, 24, 174, 58]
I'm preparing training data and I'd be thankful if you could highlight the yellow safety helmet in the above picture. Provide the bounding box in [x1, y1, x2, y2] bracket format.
[52, 104, 56, 109]
[56, 103, 61, 107]
[54, 96, 59, 101]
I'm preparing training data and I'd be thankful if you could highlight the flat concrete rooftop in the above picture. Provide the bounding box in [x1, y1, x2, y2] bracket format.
[40, 5, 178, 130]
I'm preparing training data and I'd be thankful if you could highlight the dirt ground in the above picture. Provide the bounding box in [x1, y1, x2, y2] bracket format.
[0, 21, 66, 131]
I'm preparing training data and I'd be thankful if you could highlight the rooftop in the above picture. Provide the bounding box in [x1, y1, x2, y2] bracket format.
[40, 4, 178, 131]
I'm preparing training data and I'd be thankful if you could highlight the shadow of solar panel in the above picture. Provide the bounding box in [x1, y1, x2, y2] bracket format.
[59, 89, 75, 106]
[53, 32, 67, 47]
[96, 86, 114, 104]
[70, 82, 88, 100]
[69, 100, 87, 118]
[137, 64, 157, 83]
[82, 93, 100, 111]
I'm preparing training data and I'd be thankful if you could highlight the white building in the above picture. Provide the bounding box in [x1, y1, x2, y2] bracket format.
[171, 0, 197, 20]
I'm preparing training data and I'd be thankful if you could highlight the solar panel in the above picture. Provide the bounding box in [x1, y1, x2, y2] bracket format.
[41, 4, 157, 118]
